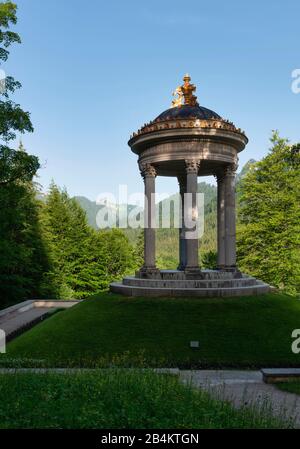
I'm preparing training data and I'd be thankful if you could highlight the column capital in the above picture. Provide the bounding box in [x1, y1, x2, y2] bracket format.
[185, 159, 201, 174]
[139, 162, 157, 179]
[225, 162, 238, 176]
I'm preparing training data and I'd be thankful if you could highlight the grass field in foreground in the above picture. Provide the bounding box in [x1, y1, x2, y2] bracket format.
[3, 292, 300, 368]
[0, 370, 287, 429]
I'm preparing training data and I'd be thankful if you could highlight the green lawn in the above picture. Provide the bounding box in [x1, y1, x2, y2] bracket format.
[276, 382, 300, 395]
[3, 292, 300, 368]
[0, 370, 287, 429]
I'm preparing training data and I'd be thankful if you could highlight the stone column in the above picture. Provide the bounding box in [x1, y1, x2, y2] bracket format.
[215, 173, 226, 269]
[184, 159, 201, 274]
[139, 163, 158, 276]
[177, 174, 187, 270]
[224, 163, 237, 270]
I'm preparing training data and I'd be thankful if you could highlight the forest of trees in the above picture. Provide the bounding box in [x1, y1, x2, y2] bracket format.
[0, 2, 299, 309]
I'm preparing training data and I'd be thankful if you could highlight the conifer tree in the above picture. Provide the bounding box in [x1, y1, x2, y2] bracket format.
[0, 143, 50, 306]
[41, 184, 136, 298]
[237, 132, 300, 293]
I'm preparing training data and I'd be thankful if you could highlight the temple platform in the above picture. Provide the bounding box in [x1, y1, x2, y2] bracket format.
[110, 270, 271, 297]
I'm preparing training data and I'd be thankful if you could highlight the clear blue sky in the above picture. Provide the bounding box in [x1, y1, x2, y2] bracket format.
[7, 0, 300, 200]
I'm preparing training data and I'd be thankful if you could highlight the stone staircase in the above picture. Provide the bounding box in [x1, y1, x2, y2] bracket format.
[110, 270, 271, 297]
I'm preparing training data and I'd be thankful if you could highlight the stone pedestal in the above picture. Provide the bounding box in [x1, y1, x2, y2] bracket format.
[111, 269, 271, 297]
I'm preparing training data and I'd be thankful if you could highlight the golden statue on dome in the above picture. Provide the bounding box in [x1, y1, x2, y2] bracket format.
[171, 86, 183, 107]
[171, 74, 199, 108]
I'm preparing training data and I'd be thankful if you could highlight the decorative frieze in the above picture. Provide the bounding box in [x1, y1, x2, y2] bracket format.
[130, 118, 245, 140]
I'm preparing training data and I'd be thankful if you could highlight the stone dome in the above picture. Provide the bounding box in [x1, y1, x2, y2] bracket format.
[128, 74, 247, 155]
[154, 104, 221, 122]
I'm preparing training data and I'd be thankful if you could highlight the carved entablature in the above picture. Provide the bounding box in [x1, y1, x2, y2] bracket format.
[185, 159, 201, 174]
[130, 118, 245, 140]
[139, 162, 157, 178]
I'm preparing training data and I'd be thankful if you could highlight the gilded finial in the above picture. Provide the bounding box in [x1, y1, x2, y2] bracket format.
[171, 74, 199, 108]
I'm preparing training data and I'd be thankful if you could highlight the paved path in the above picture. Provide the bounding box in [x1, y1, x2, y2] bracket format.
[179, 370, 300, 427]
[0, 307, 55, 338]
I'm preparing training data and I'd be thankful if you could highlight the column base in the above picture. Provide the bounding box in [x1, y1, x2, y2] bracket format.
[184, 267, 201, 279]
[222, 266, 243, 278]
[217, 264, 225, 270]
[223, 265, 237, 272]
[177, 263, 186, 271]
[137, 266, 160, 279]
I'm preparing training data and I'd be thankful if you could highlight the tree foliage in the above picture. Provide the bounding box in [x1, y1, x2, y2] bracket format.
[237, 132, 300, 293]
[0, 2, 42, 307]
[0, 1, 36, 183]
[0, 144, 39, 185]
[40, 183, 136, 299]
[0, 174, 50, 307]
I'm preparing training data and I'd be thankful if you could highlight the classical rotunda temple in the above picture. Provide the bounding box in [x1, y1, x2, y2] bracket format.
[110, 75, 270, 297]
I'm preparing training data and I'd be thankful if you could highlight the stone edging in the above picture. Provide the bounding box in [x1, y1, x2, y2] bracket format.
[0, 299, 82, 319]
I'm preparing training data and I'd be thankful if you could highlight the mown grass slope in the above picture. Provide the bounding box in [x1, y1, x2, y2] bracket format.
[4, 292, 300, 368]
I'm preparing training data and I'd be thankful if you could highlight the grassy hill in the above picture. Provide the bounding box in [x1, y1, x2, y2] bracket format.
[5, 291, 300, 369]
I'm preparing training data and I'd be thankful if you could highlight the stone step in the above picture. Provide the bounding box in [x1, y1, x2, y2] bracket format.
[110, 282, 271, 298]
[123, 276, 257, 288]
[143, 270, 252, 281]
[262, 369, 300, 384]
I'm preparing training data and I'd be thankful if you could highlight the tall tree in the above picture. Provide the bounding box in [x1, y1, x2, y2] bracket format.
[237, 132, 300, 293]
[39, 183, 91, 298]
[0, 3, 45, 307]
[0, 141, 51, 306]
[0, 1, 38, 184]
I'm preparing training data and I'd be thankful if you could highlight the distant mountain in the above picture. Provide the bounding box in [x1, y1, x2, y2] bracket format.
[74, 196, 142, 230]
[74, 196, 102, 229]
[237, 159, 256, 182]
[74, 162, 251, 230]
